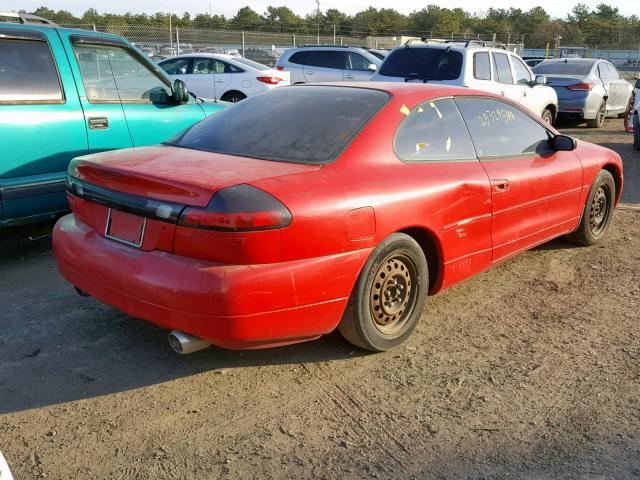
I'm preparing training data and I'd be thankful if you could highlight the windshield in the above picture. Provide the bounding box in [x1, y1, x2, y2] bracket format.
[233, 57, 272, 71]
[533, 61, 593, 75]
[379, 47, 463, 80]
[166, 86, 389, 165]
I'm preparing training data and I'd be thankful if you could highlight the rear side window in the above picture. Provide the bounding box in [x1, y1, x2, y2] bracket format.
[305, 51, 346, 69]
[0, 38, 63, 103]
[166, 86, 389, 165]
[379, 48, 462, 81]
[492, 53, 513, 84]
[394, 98, 476, 162]
[473, 52, 491, 81]
[73, 44, 172, 103]
[456, 97, 553, 158]
[288, 51, 309, 65]
[160, 57, 191, 75]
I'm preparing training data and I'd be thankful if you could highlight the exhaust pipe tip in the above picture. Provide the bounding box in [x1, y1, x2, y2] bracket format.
[168, 330, 211, 355]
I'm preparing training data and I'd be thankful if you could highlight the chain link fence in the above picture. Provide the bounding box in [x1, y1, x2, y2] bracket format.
[59, 23, 365, 66]
[57, 22, 640, 74]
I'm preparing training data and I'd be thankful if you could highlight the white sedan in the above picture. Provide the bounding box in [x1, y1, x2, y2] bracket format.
[158, 53, 290, 102]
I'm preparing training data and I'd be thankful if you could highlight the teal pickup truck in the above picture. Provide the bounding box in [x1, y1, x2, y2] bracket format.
[0, 13, 227, 226]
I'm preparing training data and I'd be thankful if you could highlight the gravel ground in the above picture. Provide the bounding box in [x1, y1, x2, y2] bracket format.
[0, 118, 639, 479]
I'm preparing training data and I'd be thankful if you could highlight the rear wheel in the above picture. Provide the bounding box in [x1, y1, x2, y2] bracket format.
[338, 233, 428, 352]
[586, 101, 606, 128]
[566, 170, 615, 246]
[220, 91, 246, 103]
[541, 108, 553, 125]
[633, 113, 640, 151]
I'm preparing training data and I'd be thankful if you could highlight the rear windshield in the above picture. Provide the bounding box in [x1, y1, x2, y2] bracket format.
[533, 61, 593, 75]
[166, 86, 389, 165]
[379, 47, 463, 80]
[233, 57, 271, 71]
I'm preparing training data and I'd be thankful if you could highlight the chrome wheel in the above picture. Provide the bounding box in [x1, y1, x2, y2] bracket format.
[369, 253, 418, 335]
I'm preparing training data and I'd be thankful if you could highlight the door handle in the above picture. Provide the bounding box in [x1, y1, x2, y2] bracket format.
[491, 179, 510, 192]
[88, 117, 108, 130]
[344, 74, 354, 79]
[500, 91, 506, 96]
[522, 91, 528, 97]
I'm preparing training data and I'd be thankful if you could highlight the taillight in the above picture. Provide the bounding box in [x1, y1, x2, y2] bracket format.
[567, 82, 593, 91]
[276, 66, 284, 71]
[178, 184, 291, 231]
[257, 76, 282, 85]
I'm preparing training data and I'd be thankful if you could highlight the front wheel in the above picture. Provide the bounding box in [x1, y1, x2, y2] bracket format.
[338, 233, 429, 352]
[633, 113, 640, 151]
[566, 170, 615, 246]
[541, 108, 553, 125]
[586, 101, 606, 128]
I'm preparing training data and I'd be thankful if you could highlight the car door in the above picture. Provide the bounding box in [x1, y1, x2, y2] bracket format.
[62, 34, 135, 154]
[510, 54, 543, 116]
[303, 50, 346, 82]
[597, 62, 621, 112]
[392, 98, 493, 284]
[603, 63, 629, 112]
[0, 27, 87, 222]
[456, 96, 583, 262]
[491, 52, 521, 103]
[344, 52, 376, 81]
[185, 57, 217, 99]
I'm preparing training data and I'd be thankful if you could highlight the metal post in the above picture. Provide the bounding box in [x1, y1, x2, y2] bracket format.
[333, 24, 336, 44]
[316, 0, 320, 45]
[176, 27, 180, 55]
[169, 14, 173, 55]
[92, 23, 96, 32]
[241, 31, 245, 58]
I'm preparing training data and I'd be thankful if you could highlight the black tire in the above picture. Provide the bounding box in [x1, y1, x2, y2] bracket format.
[586, 101, 606, 128]
[633, 113, 640, 151]
[566, 170, 615, 246]
[541, 108, 553, 125]
[338, 233, 429, 352]
[220, 91, 246, 103]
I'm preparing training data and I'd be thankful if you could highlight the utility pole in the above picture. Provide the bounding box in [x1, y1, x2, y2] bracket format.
[333, 24, 336, 45]
[316, 0, 320, 45]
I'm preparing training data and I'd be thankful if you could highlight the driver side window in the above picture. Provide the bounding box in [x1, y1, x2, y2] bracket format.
[74, 44, 172, 103]
[511, 56, 532, 85]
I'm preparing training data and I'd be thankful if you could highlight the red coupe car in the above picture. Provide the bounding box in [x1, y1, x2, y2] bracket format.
[53, 83, 623, 353]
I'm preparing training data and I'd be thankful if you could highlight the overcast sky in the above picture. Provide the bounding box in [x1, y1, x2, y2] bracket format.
[14, 0, 639, 19]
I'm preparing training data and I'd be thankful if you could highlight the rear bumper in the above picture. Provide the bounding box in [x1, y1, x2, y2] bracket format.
[557, 91, 602, 119]
[53, 214, 371, 349]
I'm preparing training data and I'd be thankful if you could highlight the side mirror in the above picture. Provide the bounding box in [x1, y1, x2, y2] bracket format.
[635, 79, 640, 89]
[534, 74, 547, 86]
[553, 134, 577, 151]
[172, 79, 189, 105]
[368, 63, 377, 72]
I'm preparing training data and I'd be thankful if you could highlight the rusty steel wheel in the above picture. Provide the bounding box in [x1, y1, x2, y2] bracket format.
[567, 169, 615, 246]
[338, 233, 429, 352]
[369, 254, 418, 335]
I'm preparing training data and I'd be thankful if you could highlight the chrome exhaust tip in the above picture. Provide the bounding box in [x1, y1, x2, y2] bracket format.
[168, 330, 211, 355]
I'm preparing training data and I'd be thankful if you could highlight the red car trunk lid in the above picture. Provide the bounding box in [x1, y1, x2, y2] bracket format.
[69, 146, 321, 207]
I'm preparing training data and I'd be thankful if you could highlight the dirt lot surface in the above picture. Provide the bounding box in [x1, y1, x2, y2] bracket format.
[1, 119, 639, 479]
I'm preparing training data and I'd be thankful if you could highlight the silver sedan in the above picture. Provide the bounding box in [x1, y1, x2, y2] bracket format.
[533, 58, 632, 128]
